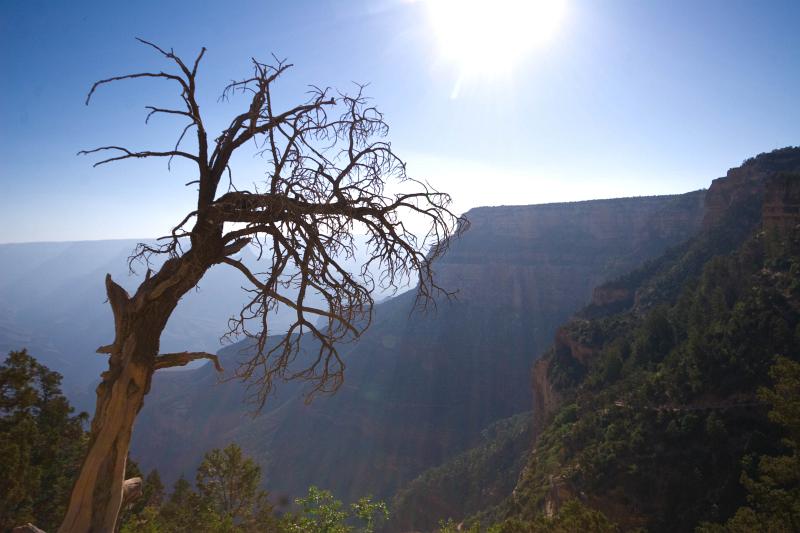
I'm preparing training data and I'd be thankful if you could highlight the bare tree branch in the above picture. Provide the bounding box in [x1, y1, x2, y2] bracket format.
[78, 39, 468, 407]
[155, 351, 224, 372]
[77, 146, 199, 168]
[64, 38, 469, 532]
[85, 71, 188, 105]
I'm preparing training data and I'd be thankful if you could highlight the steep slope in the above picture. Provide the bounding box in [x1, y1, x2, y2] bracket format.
[481, 147, 800, 531]
[133, 191, 706, 506]
[391, 413, 533, 530]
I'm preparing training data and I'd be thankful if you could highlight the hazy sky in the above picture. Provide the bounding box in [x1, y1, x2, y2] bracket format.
[1, 0, 799, 243]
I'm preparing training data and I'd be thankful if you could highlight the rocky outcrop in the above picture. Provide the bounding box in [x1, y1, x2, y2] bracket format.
[704, 170, 764, 229]
[763, 172, 800, 232]
[554, 326, 597, 365]
[531, 323, 601, 435]
[591, 284, 634, 308]
[703, 147, 800, 229]
[531, 357, 560, 437]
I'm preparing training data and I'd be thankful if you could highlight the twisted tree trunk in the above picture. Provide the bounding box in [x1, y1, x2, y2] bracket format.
[59, 243, 221, 532]
[58, 331, 157, 532]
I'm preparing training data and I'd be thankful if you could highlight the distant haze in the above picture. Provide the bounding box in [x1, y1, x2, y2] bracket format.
[0, 237, 402, 410]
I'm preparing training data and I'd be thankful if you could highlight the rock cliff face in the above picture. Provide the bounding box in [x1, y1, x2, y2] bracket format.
[763, 171, 800, 231]
[703, 147, 800, 229]
[531, 322, 603, 436]
[437, 193, 705, 311]
[133, 190, 706, 506]
[531, 357, 560, 439]
[591, 285, 635, 308]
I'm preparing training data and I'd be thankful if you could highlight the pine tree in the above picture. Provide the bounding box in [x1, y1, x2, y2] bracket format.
[0, 350, 87, 531]
[699, 356, 800, 532]
[195, 443, 276, 531]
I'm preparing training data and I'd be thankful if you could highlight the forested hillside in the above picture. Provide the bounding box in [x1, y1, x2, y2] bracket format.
[468, 149, 800, 531]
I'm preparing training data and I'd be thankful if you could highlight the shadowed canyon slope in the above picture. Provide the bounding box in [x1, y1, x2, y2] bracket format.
[464, 147, 800, 532]
[133, 191, 706, 503]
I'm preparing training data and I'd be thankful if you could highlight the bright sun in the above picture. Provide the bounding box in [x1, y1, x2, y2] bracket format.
[426, 0, 567, 78]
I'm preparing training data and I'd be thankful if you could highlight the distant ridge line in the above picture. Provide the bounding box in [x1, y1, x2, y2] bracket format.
[467, 189, 707, 212]
[0, 237, 151, 246]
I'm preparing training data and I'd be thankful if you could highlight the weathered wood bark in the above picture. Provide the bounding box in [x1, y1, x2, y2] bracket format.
[58, 347, 152, 531]
[60, 248, 217, 532]
[121, 477, 144, 510]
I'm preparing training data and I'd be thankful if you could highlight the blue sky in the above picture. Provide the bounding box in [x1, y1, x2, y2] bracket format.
[1, 0, 799, 243]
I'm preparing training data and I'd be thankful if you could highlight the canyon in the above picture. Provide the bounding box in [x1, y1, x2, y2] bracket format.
[131, 190, 706, 506]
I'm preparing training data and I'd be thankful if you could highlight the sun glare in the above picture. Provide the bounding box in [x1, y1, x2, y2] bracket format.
[426, 0, 567, 78]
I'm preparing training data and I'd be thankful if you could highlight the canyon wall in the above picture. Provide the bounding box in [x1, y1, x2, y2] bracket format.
[133, 190, 706, 506]
[498, 148, 800, 531]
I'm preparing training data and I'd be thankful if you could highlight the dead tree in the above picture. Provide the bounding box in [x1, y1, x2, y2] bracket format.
[58, 40, 465, 532]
